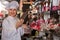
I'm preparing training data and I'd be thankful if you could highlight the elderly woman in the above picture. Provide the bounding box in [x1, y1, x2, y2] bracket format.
[2, 1, 24, 40]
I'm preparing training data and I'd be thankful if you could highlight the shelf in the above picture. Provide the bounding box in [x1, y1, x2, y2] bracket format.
[23, 2, 33, 4]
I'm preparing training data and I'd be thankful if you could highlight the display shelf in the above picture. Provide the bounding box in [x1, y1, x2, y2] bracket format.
[23, 2, 32, 4]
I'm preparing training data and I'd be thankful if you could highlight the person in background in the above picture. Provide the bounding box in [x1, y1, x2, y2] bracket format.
[2, 1, 24, 40]
[47, 17, 60, 40]
[36, 14, 46, 38]
[30, 15, 37, 36]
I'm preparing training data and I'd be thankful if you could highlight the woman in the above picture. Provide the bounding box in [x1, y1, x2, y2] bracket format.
[2, 1, 24, 40]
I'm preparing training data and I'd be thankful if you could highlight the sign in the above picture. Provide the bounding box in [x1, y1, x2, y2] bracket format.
[53, 0, 59, 6]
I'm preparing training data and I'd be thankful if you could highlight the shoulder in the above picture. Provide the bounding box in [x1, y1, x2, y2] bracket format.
[3, 17, 9, 23]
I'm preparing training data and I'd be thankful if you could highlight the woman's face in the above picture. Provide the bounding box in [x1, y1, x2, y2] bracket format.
[8, 9, 17, 17]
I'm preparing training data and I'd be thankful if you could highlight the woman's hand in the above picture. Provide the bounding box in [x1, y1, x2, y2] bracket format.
[16, 19, 24, 29]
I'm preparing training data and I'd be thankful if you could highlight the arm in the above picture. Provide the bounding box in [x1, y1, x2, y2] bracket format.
[16, 18, 24, 29]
